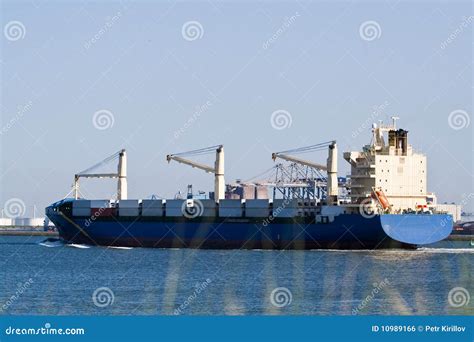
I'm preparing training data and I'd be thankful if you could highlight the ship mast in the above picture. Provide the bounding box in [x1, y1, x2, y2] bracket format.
[73, 149, 127, 200]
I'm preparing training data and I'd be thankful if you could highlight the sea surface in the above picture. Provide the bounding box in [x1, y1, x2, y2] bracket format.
[0, 235, 472, 315]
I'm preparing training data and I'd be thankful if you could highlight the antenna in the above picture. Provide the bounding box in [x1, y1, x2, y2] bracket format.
[391, 116, 400, 129]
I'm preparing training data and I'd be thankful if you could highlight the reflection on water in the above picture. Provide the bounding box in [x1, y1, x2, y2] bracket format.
[0, 236, 472, 315]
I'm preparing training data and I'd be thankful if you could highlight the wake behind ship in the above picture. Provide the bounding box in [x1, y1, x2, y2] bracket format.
[46, 118, 453, 249]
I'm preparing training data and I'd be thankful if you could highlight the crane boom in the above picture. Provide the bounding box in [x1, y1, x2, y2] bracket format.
[272, 153, 327, 171]
[271, 141, 338, 205]
[167, 145, 225, 202]
[166, 155, 215, 173]
[75, 173, 119, 178]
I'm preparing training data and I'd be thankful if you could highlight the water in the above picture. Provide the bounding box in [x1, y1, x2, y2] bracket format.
[0, 236, 472, 315]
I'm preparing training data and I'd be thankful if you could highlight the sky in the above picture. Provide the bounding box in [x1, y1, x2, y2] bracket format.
[1, 0, 472, 217]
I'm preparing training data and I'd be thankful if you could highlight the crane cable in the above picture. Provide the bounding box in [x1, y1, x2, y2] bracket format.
[76, 151, 121, 175]
[275, 141, 335, 155]
[169, 145, 222, 157]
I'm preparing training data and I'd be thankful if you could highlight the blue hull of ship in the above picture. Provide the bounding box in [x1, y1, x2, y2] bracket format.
[46, 201, 453, 250]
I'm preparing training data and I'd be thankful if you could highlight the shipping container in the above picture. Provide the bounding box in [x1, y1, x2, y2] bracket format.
[119, 208, 140, 216]
[244, 199, 270, 217]
[219, 200, 243, 208]
[142, 200, 164, 217]
[245, 209, 270, 217]
[219, 200, 243, 217]
[73, 200, 91, 208]
[90, 200, 111, 208]
[91, 208, 116, 217]
[272, 199, 299, 218]
[219, 208, 243, 217]
[165, 200, 186, 217]
[245, 199, 270, 208]
[119, 200, 140, 208]
[72, 208, 91, 217]
[199, 199, 216, 217]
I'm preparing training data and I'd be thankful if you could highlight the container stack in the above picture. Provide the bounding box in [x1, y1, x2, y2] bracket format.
[245, 199, 271, 217]
[72, 200, 91, 217]
[218, 200, 243, 217]
[142, 200, 164, 216]
[119, 200, 140, 216]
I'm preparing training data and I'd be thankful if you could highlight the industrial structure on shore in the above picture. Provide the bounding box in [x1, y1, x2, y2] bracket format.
[0, 205, 53, 228]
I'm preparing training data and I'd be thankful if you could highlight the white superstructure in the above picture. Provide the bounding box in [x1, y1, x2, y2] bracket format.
[344, 117, 428, 212]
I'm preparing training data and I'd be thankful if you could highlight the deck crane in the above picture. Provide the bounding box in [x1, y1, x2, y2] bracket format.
[73, 149, 127, 200]
[166, 145, 225, 202]
[272, 141, 338, 205]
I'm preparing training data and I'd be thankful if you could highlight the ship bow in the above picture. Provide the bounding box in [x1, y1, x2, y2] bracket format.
[380, 214, 453, 245]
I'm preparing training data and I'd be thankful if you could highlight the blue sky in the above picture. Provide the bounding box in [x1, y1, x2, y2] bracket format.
[1, 0, 472, 216]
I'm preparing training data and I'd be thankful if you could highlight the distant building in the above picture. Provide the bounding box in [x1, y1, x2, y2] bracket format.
[225, 182, 268, 200]
[435, 204, 462, 223]
[0, 218, 12, 226]
[0, 217, 53, 228]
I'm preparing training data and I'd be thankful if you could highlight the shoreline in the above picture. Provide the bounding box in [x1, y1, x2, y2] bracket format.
[0, 230, 58, 236]
[446, 234, 473, 241]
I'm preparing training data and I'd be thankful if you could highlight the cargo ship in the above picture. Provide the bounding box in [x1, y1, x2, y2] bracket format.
[46, 118, 453, 249]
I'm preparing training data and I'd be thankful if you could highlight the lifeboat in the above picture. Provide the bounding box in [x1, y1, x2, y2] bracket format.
[372, 189, 390, 210]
